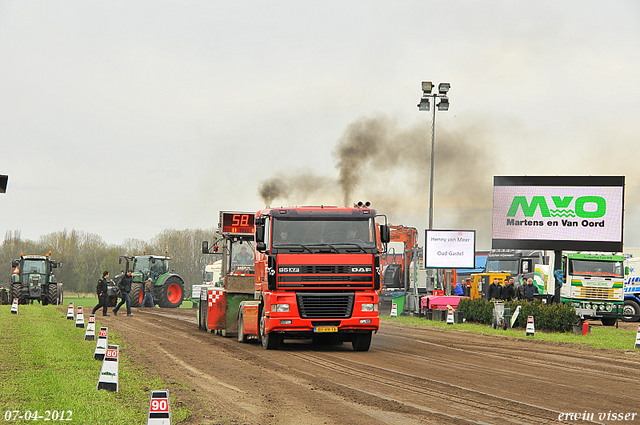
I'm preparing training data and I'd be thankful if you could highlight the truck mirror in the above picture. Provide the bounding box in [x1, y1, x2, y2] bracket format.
[118, 257, 122, 264]
[256, 242, 266, 252]
[58, 262, 62, 268]
[202, 241, 209, 254]
[11, 260, 19, 268]
[51, 262, 57, 269]
[256, 225, 265, 243]
[379, 225, 390, 244]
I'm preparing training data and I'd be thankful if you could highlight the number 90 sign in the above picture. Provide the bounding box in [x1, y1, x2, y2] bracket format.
[150, 399, 168, 412]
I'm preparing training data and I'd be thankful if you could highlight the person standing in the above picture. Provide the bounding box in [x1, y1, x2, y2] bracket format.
[113, 269, 133, 316]
[502, 277, 516, 301]
[487, 278, 503, 300]
[142, 278, 155, 308]
[523, 278, 539, 302]
[92, 271, 110, 316]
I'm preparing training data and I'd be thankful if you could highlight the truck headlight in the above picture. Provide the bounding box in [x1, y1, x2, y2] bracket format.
[361, 303, 377, 312]
[272, 304, 289, 312]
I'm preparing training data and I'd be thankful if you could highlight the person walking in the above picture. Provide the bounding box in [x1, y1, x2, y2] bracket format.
[142, 278, 155, 308]
[113, 269, 133, 316]
[523, 278, 539, 302]
[92, 271, 110, 316]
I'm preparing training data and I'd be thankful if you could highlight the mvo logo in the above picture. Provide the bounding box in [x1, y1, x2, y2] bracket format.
[507, 196, 606, 218]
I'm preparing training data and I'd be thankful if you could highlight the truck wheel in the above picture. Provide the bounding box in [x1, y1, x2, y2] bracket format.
[158, 276, 184, 308]
[259, 306, 280, 349]
[352, 331, 372, 351]
[130, 283, 144, 307]
[237, 313, 248, 343]
[601, 317, 617, 326]
[47, 285, 59, 305]
[10, 283, 23, 304]
[622, 300, 640, 322]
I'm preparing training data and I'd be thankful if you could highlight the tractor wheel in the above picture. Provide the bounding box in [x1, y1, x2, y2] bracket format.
[352, 331, 372, 351]
[158, 276, 184, 308]
[10, 283, 23, 304]
[47, 285, 59, 306]
[107, 296, 118, 308]
[58, 286, 64, 305]
[130, 283, 144, 307]
[0, 289, 8, 305]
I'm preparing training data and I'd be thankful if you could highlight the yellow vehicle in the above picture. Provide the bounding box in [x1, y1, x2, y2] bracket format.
[468, 272, 511, 299]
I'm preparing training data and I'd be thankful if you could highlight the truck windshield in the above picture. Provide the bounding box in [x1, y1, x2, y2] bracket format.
[486, 260, 518, 275]
[272, 218, 376, 247]
[569, 260, 623, 278]
[23, 260, 46, 274]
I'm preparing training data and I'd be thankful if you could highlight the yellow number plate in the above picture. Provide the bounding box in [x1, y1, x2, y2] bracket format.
[314, 326, 338, 333]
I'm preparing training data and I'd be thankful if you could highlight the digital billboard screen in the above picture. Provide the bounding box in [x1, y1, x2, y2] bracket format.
[425, 230, 476, 269]
[492, 176, 624, 251]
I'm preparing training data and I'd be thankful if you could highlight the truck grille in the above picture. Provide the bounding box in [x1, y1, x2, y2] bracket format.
[296, 292, 354, 318]
[574, 287, 617, 300]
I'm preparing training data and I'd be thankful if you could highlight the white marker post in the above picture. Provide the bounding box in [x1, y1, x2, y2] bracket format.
[147, 390, 171, 424]
[635, 324, 640, 349]
[94, 327, 108, 360]
[390, 303, 398, 318]
[75, 306, 85, 328]
[525, 316, 535, 336]
[10, 298, 18, 314]
[85, 315, 96, 341]
[66, 302, 75, 320]
[446, 306, 454, 325]
[97, 345, 119, 392]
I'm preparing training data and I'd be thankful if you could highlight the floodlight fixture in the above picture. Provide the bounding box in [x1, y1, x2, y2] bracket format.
[422, 81, 433, 94]
[437, 97, 449, 111]
[438, 83, 450, 95]
[418, 98, 430, 111]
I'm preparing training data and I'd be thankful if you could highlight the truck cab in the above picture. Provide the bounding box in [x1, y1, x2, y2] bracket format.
[252, 206, 389, 351]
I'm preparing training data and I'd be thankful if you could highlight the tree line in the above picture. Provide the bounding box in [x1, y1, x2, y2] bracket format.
[1, 228, 221, 294]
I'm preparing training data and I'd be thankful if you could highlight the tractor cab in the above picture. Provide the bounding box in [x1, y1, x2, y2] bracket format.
[130, 256, 170, 283]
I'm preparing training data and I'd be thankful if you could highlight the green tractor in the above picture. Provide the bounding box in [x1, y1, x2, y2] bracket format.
[116, 254, 185, 308]
[9, 253, 64, 305]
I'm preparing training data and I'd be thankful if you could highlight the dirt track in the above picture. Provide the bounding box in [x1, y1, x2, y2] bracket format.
[97, 308, 640, 425]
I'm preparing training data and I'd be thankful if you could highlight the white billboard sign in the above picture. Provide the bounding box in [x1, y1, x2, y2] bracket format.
[425, 230, 476, 268]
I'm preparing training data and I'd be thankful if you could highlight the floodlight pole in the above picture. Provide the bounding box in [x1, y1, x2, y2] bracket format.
[428, 102, 436, 231]
[418, 82, 450, 294]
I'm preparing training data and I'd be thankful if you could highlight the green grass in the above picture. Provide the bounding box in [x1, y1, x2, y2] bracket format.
[0, 305, 191, 424]
[381, 315, 640, 351]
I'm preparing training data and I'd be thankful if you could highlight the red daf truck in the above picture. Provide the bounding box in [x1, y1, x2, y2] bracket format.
[199, 207, 390, 351]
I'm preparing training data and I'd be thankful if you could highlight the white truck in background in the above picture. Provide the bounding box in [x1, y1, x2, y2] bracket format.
[191, 260, 222, 307]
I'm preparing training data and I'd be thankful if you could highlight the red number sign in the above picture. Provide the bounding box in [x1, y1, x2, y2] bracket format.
[99, 329, 108, 338]
[150, 399, 169, 412]
[105, 349, 118, 359]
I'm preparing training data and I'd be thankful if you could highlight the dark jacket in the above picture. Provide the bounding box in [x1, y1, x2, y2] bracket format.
[118, 273, 133, 294]
[487, 283, 502, 300]
[523, 283, 539, 301]
[515, 284, 525, 300]
[97, 277, 109, 297]
[502, 283, 516, 301]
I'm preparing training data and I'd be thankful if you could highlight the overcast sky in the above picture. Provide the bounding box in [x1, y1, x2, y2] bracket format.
[1, 1, 639, 250]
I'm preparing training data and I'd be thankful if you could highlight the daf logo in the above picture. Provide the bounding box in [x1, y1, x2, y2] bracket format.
[351, 267, 372, 273]
[278, 267, 300, 273]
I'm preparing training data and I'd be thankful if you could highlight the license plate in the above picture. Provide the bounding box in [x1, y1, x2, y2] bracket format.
[314, 326, 338, 333]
